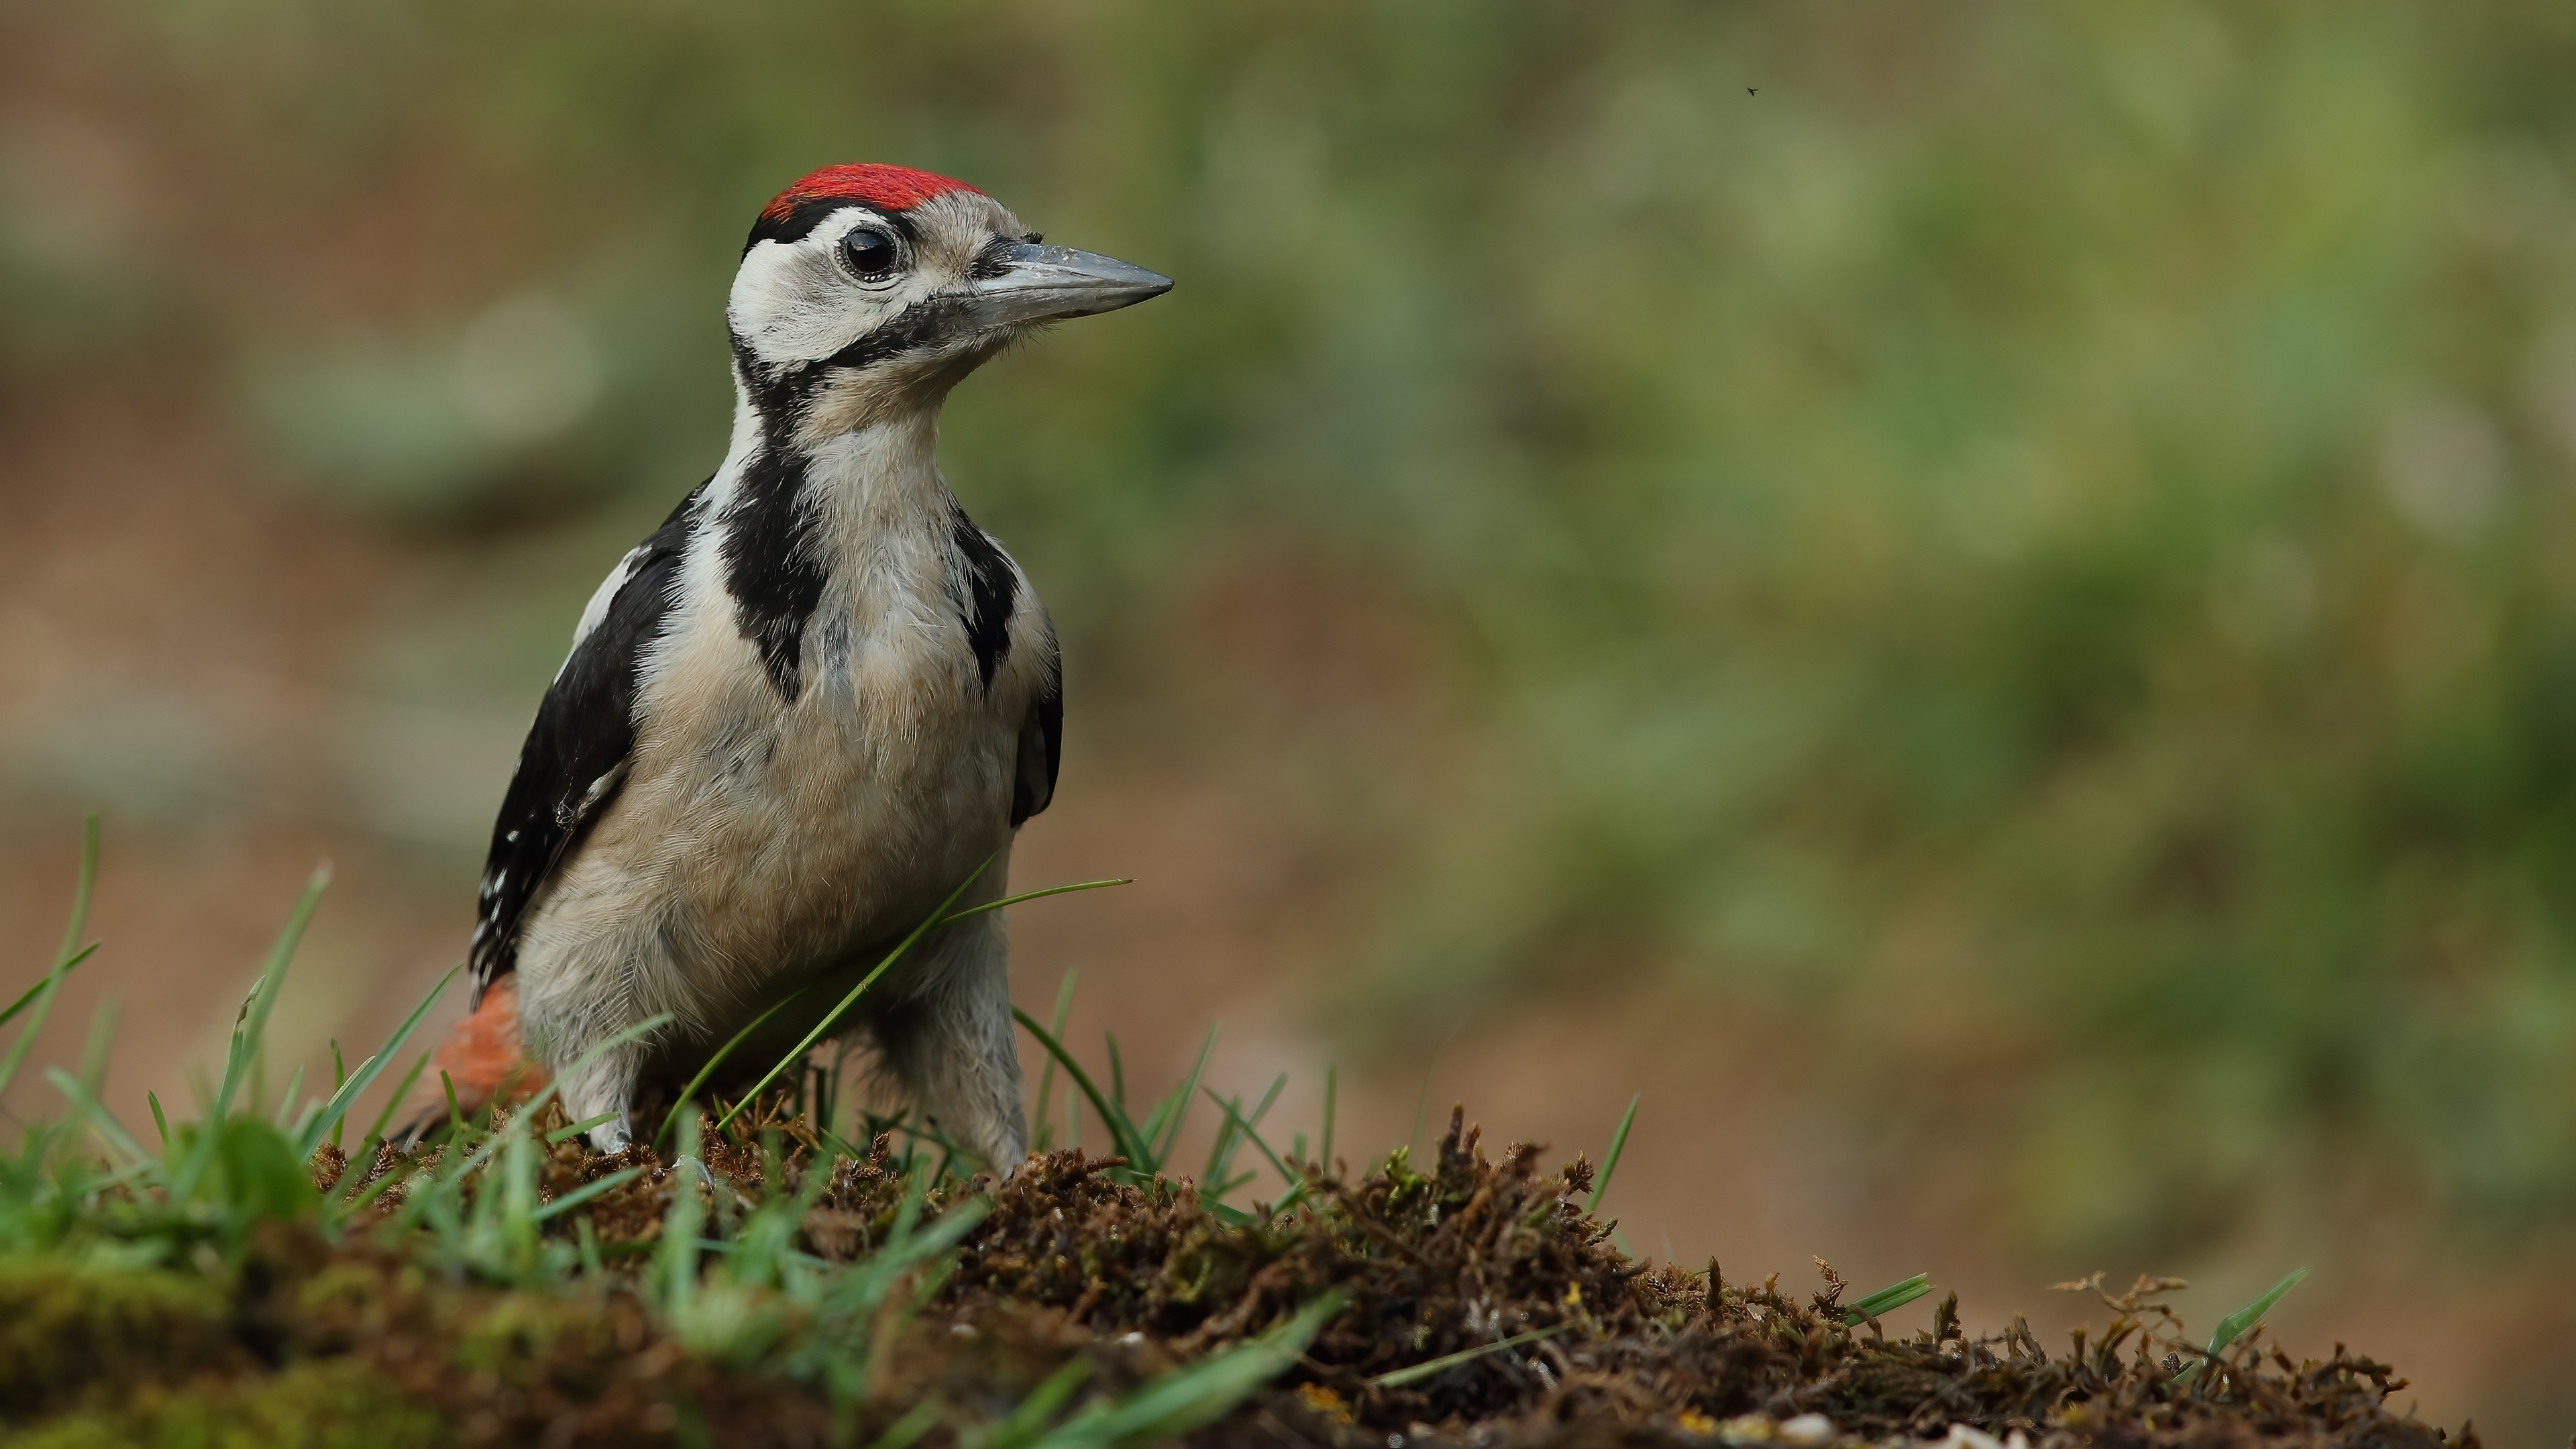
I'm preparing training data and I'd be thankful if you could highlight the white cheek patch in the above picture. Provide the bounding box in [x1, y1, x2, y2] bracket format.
[728, 211, 938, 364]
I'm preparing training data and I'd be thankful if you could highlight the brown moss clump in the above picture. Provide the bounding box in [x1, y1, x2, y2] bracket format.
[0, 1104, 2469, 1448]
[938, 1109, 2453, 1449]
[0, 1254, 241, 1421]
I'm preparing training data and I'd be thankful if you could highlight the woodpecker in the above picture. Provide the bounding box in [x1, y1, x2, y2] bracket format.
[444, 164, 1169, 1165]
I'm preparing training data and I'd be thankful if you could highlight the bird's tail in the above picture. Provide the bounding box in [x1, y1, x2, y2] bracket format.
[399, 975, 549, 1140]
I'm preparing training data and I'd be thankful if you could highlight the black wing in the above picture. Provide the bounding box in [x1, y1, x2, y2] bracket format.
[470, 480, 706, 999]
[946, 500, 1059, 828]
[1012, 663, 1062, 828]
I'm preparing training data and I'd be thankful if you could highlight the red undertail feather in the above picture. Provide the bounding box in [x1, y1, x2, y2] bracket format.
[428, 976, 547, 1120]
[762, 163, 982, 220]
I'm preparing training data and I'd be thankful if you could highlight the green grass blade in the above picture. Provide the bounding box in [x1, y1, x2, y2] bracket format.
[1146, 1024, 1220, 1169]
[655, 1111, 705, 1316]
[1320, 1061, 1336, 1175]
[56, 814, 100, 964]
[327, 1040, 347, 1149]
[1106, 1031, 1128, 1115]
[885, 1112, 985, 1178]
[1206, 1073, 1285, 1195]
[45, 1065, 151, 1168]
[1586, 1093, 1640, 1216]
[865, 1401, 941, 1449]
[271, 1063, 305, 1130]
[1030, 969, 1077, 1152]
[549, 1112, 620, 1145]
[78, 994, 117, 1099]
[331, 1155, 414, 1220]
[0, 942, 100, 1039]
[533, 1165, 647, 1222]
[217, 865, 329, 1125]
[297, 964, 459, 1156]
[1843, 1273, 1933, 1324]
[1032, 1291, 1346, 1449]
[169, 864, 329, 1201]
[984, 1358, 1093, 1449]
[936, 877, 1133, 926]
[439, 1012, 674, 1169]
[1370, 1322, 1570, 1389]
[2210, 1266, 2310, 1354]
[1201, 1088, 1300, 1196]
[147, 1090, 169, 1148]
[1201, 1094, 1241, 1195]
[546, 1013, 676, 1106]
[359, 1050, 434, 1149]
[1014, 1008, 1152, 1165]
[0, 816, 103, 1102]
[714, 855, 993, 1134]
[395, 1032, 633, 1238]
[659, 980, 818, 1146]
[2178, 1267, 2310, 1385]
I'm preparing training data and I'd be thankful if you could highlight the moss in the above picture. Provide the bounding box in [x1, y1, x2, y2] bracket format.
[0, 1108, 2472, 1448]
[11, 1360, 448, 1449]
[0, 1254, 241, 1417]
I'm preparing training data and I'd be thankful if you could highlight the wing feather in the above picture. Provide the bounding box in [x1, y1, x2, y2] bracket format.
[1012, 649, 1062, 827]
[469, 480, 706, 997]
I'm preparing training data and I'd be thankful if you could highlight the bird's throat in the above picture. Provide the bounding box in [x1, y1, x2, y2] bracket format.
[718, 400, 957, 702]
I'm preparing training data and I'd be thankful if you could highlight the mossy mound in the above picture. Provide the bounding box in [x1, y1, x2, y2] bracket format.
[0, 1106, 2466, 1448]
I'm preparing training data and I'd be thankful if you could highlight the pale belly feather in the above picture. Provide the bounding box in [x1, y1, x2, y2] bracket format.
[515, 572, 1022, 1043]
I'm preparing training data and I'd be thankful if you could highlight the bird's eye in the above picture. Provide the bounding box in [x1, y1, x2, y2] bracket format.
[839, 227, 899, 280]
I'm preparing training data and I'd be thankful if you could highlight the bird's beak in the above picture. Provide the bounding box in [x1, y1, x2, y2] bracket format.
[963, 243, 1172, 329]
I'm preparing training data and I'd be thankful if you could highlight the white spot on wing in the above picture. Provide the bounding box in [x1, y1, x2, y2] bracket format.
[577, 761, 631, 816]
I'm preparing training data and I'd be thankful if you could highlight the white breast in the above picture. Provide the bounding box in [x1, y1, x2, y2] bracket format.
[513, 440, 1049, 1030]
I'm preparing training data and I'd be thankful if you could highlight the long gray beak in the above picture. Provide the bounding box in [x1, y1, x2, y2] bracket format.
[965, 243, 1172, 329]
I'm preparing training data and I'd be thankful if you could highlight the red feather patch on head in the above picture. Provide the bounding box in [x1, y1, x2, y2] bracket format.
[761, 163, 982, 221]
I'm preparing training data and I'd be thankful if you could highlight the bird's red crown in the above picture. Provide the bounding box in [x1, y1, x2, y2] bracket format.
[761, 163, 982, 221]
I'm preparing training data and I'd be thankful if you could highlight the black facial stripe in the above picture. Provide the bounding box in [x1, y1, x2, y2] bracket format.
[949, 500, 1016, 691]
[732, 335, 804, 417]
[743, 199, 926, 257]
[733, 298, 968, 417]
[743, 197, 863, 254]
[816, 294, 966, 376]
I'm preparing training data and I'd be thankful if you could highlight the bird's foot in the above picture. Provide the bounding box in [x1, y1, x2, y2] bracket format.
[667, 1152, 750, 1210]
[584, 1113, 635, 1155]
[670, 1153, 718, 1192]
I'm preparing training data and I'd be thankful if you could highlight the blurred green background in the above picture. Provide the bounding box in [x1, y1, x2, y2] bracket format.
[4, 0, 2575, 1436]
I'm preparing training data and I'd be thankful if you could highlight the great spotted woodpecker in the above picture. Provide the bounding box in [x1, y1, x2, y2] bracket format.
[440, 164, 1169, 1164]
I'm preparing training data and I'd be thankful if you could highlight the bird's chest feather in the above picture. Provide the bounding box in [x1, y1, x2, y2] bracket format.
[594, 523, 1028, 979]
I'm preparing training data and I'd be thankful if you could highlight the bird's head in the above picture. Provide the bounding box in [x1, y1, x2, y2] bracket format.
[727, 163, 1171, 433]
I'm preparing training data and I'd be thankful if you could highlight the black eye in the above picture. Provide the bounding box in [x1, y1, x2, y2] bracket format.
[840, 227, 899, 279]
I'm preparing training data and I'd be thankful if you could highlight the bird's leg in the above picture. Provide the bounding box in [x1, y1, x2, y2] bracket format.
[515, 955, 652, 1155]
[877, 910, 1028, 1173]
[557, 1048, 639, 1154]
